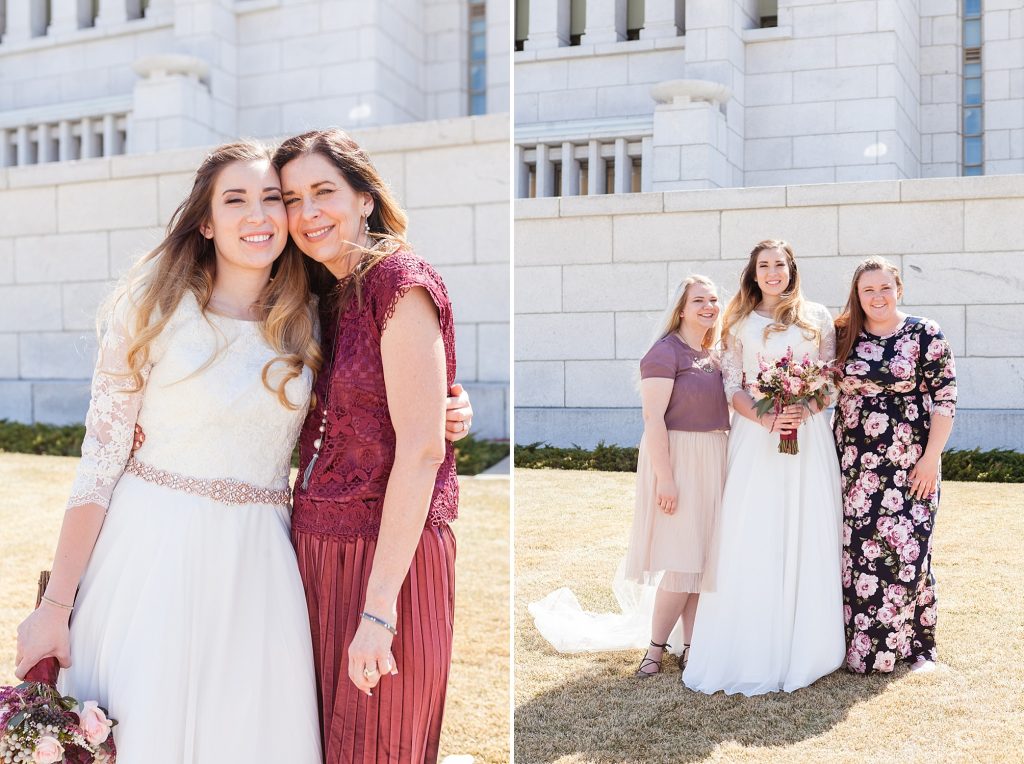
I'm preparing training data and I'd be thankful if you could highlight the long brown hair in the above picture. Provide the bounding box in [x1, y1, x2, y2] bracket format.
[272, 129, 409, 312]
[111, 140, 321, 409]
[721, 239, 819, 348]
[650, 275, 719, 351]
[834, 256, 904, 363]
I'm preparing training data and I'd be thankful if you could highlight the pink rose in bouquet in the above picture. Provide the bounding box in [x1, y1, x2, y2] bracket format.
[32, 736, 64, 764]
[77, 701, 113, 747]
[751, 346, 841, 455]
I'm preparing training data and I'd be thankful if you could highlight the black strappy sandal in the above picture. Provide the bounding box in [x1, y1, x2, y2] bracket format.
[635, 640, 670, 678]
[678, 643, 691, 671]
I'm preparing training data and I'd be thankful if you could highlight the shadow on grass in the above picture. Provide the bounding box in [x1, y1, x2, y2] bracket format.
[514, 656, 900, 763]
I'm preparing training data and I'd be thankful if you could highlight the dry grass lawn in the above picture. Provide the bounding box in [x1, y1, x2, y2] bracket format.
[515, 468, 1024, 764]
[0, 454, 509, 764]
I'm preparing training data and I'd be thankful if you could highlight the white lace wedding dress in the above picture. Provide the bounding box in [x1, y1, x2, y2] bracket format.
[682, 303, 845, 696]
[59, 292, 321, 762]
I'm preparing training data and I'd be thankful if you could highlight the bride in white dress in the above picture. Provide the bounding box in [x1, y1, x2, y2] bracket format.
[682, 240, 845, 696]
[13, 142, 325, 762]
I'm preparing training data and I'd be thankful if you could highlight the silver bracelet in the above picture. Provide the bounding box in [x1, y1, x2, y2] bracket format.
[360, 610, 397, 636]
[40, 594, 74, 611]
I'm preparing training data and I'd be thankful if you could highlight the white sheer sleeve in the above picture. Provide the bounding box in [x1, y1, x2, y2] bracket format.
[67, 304, 150, 511]
[815, 303, 837, 363]
[721, 330, 746, 401]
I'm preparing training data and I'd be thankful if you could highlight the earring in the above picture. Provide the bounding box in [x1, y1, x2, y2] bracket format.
[364, 214, 370, 235]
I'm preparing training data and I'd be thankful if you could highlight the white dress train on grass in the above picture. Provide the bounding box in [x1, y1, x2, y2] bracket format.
[59, 293, 322, 763]
[682, 304, 846, 696]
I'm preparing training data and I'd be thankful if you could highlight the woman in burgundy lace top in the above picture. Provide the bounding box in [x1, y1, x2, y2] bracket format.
[275, 129, 459, 763]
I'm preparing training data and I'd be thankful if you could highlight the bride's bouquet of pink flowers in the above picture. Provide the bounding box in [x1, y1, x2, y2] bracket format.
[0, 681, 116, 764]
[751, 346, 840, 455]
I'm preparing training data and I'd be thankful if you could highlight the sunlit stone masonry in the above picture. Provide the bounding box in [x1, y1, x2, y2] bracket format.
[0, 0, 511, 437]
[514, 0, 1024, 450]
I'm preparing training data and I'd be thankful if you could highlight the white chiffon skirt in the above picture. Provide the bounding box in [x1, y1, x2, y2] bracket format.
[60, 474, 322, 763]
[682, 412, 846, 696]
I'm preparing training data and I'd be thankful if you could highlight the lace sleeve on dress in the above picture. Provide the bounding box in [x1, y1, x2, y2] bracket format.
[919, 320, 957, 418]
[721, 330, 745, 402]
[816, 303, 837, 363]
[67, 305, 151, 511]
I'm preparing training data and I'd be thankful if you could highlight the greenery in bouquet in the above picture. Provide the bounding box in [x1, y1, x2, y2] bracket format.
[751, 346, 840, 455]
[0, 682, 116, 764]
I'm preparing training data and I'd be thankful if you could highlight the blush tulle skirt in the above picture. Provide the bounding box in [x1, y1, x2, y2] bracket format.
[529, 430, 727, 655]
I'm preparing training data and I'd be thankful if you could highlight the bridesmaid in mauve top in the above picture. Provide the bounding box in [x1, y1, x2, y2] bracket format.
[293, 249, 459, 763]
[625, 275, 730, 676]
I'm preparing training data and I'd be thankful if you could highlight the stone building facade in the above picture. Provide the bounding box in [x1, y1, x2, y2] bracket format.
[515, 0, 1023, 194]
[0, 0, 511, 438]
[515, 175, 1024, 450]
[514, 0, 1024, 450]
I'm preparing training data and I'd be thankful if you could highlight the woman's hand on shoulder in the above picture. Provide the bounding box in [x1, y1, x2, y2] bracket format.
[14, 605, 72, 680]
[445, 383, 473, 442]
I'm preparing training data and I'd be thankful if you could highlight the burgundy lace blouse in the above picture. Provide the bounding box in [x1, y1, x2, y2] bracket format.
[292, 250, 459, 540]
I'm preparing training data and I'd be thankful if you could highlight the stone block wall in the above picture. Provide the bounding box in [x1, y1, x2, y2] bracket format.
[0, 113, 510, 439]
[514, 173, 1024, 450]
[515, 0, 1024, 190]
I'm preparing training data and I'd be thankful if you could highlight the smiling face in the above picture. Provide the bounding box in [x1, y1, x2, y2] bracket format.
[680, 283, 719, 336]
[755, 247, 791, 298]
[857, 267, 902, 326]
[200, 158, 287, 274]
[280, 152, 373, 277]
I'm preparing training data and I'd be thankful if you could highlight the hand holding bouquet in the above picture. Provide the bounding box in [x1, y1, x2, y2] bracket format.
[0, 682, 116, 763]
[751, 347, 840, 455]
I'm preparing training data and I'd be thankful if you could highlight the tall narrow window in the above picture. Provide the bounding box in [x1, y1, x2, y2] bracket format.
[962, 0, 983, 176]
[469, 0, 487, 115]
[626, 0, 644, 40]
[514, 0, 528, 51]
[759, 0, 778, 28]
[570, 0, 585, 46]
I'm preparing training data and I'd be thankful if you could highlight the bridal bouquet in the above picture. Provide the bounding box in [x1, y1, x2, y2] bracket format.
[0, 682, 116, 764]
[751, 347, 839, 455]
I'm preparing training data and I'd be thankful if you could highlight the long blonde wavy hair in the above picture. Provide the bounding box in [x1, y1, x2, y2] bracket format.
[648, 275, 720, 352]
[272, 128, 410, 313]
[834, 256, 904, 363]
[109, 140, 322, 409]
[721, 239, 819, 348]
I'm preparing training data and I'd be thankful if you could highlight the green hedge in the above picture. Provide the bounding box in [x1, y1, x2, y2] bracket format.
[0, 420, 509, 477]
[941, 449, 1024, 483]
[0, 420, 87, 457]
[515, 441, 1024, 483]
[514, 441, 639, 472]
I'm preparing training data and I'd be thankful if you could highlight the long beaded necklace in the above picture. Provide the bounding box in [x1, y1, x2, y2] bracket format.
[300, 316, 340, 491]
[300, 226, 377, 490]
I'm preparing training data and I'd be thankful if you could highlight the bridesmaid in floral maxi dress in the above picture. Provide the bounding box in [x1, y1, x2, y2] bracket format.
[833, 257, 956, 674]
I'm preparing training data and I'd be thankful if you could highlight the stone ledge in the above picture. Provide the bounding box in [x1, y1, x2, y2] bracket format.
[516, 36, 686, 64]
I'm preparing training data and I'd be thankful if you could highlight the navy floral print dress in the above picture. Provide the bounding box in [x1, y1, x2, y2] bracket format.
[833, 317, 957, 673]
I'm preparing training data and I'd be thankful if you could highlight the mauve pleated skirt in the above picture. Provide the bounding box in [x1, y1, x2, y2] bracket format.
[293, 524, 456, 764]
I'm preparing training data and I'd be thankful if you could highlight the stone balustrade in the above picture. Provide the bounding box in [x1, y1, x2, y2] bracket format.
[0, 98, 131, 166]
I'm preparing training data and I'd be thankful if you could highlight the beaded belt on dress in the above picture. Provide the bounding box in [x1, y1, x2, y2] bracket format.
[123, 457, 291, 507]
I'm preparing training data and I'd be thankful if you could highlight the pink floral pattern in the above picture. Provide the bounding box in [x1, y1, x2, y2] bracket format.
[834, 317, 956, 673]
